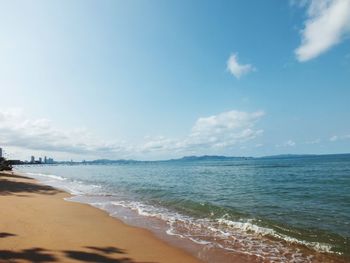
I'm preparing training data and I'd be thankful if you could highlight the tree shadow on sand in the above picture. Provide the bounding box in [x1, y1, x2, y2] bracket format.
[0, 179, 62, 196]
[64, 250, 136, 263]
[0, 246, 155, 263]
[0, 248, 57, 263]
[0, 232, 16, 238]
[0, 172, 32, 180]
[85, 246, 126, 255]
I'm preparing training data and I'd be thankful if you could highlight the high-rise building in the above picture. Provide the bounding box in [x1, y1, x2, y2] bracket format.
[30, 156, 35, 163]
[44, 156, 47, 164]
[0, 148, 2, 158]
[39, 157, 42, 163]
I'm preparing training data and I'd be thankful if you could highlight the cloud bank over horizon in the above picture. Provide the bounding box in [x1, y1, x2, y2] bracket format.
[295, 0, 350, 62]
[0, 109, 128, 158]
[0, 109, 265, 160]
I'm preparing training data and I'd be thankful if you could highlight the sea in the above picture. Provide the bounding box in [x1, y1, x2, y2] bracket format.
[16, 154, 350, 263]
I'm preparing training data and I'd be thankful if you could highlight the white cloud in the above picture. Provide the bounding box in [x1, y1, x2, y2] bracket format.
[188, 110, 264, 148]
[0, 108, 265, 159]
[330, 135, 339, 141]
[0, 109, 127, 157]
[329, 134, 350, 141]
[295, 0, 350, 62]
[305, 138, 321, 144]
[227, 53, 255, 79]
[285, 140, 296, 146]
[276, 140, 296, 147]
[140, 111, 264, 154]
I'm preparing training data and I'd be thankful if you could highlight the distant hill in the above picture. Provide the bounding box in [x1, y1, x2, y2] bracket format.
[167, 155, 253, 162]
[259, 153, 350, 159]
[67, 153, 350, 165]
[86, 159, 139, 164]
[258, 154, 317, 159]
[85, 155, 252, 164]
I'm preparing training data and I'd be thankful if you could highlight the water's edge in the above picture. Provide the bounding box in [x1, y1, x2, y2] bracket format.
[19, 169, 348, 263]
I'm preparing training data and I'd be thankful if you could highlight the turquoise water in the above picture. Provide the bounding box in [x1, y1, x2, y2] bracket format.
[18, 154, 350, 262]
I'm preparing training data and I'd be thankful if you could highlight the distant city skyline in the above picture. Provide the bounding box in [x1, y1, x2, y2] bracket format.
[0, 1, 349, 161]
[28, 154, 55, 164]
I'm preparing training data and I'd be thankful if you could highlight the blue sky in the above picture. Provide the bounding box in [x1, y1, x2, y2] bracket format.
[0, 0, 349, 161]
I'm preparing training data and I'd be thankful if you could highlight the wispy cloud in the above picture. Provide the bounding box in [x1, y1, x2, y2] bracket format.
[330, 135, 339, 141]
[295, 0, 350, 62]
[0, 109, 265, 159]
[329, 134, 350, 141]
[227, 53, 255, 79]
[276, 140, 296, 147]
[285, 140, 296, 147]
[305, 138, 321, 144]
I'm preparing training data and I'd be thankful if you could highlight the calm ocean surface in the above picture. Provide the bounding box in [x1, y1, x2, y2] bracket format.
[17, 154, 350, 262]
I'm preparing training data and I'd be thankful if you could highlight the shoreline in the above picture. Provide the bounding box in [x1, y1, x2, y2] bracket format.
[0, 171, 202, 263]
[1, 170, 347, 263]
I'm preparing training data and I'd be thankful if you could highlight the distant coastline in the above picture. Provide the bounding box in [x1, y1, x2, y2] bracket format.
[10, 152, 350, 165]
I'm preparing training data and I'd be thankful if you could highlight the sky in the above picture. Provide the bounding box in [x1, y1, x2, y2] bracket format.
[0, 0, 350, 161]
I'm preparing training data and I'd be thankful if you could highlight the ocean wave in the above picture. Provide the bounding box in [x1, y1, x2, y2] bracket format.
[216, 218, 334, 254]
[86, 199, 334, 262]
[26, 172, 67, 181]
[25, 172, 101, 195]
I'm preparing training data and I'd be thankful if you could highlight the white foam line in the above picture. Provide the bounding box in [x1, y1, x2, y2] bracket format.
[99, 200, 335, 261]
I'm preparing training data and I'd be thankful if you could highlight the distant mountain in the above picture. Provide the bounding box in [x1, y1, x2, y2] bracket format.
[259, 153, 350, 159]
[170, 155, 253, 161]
[86, 155, 252, 164]
[86, 159, 139, 164]
[77, 153, 350, 165]
[258, 154, 317, 159]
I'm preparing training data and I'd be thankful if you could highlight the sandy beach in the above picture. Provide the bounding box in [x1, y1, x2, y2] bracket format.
[0, 171, 201, 263]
